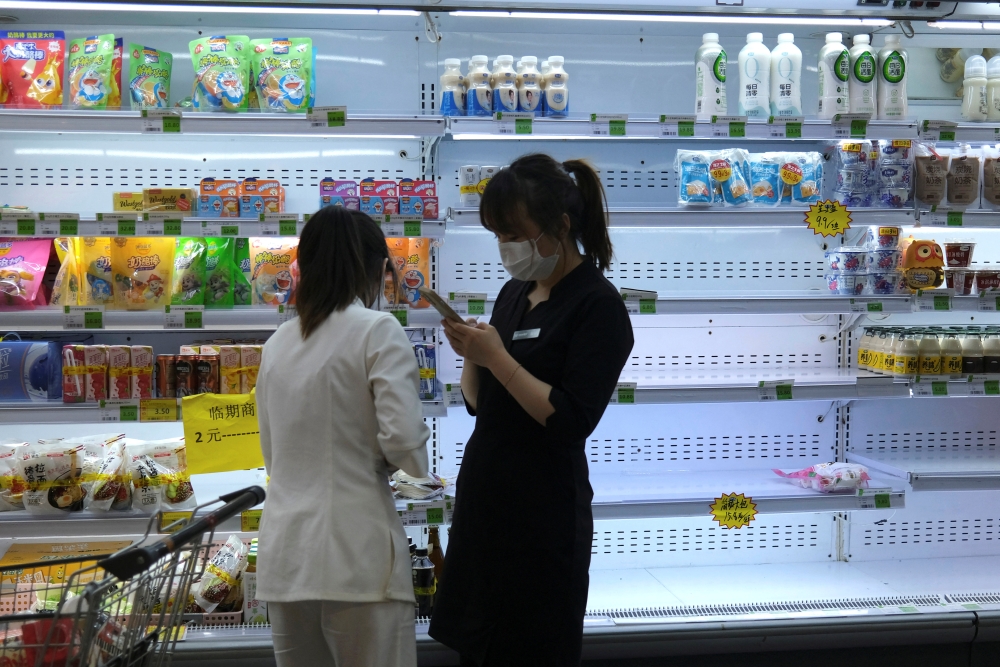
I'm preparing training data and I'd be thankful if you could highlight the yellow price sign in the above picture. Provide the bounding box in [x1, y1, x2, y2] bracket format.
[182, 391, 264, 475]
[805, 199, 852, 238]
[140, 398, 178, 422]
[710, 493, 758, 529]
[158, 510, 193, 534]
[241, 509, 263, 532]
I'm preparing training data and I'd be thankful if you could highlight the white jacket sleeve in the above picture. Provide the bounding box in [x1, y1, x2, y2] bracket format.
[366, 316, 430, 477]
[255, 352, 272, 474]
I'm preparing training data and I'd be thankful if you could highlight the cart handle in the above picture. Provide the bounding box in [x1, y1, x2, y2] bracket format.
[98, 485, 266, 581]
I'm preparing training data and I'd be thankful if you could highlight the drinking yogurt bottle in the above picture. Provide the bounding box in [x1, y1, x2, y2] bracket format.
[492, 55, 518, 112]
[544, 56, 569, 117]
[439, 58, 466, 117]
[738, 33, 770, 119]
[878, 34, 908, 120]
[466, 55, 492, 116]
[849, 34, 877, 115]
[695, 33, 727, 120]
[518, 55, 542, 115]
[818, 32, 850, 119]
[770, 33, 802, 117]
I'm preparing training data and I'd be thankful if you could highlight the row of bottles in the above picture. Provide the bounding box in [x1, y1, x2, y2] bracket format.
[440, 55, 568, 117]
[858, 326, 1000, 377]
[960, 54, 1000, 121]
[697, 32, 907, 121]
[409, 526, 445, 618]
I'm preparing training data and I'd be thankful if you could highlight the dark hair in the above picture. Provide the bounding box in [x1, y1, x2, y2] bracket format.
[479, 153, 613, 270]
[295, 207, 397, 339]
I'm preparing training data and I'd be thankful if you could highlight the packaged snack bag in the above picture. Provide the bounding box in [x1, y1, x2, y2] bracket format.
[0, 238, 51, 309]
[114, 192, 145, 212]
[198, 178, 240, 217]
[111, 237, 173, 310]
[194, 535, 248, 613]
[250, 37, 314, 113]
[773, 462, 871, 493]
[127, 438, 197, 514]
[85, 438, 127, 512]
[402, 238, 430, 308]
[145, 188, 194, 215]
[384, 237, 407, 306]
[62, 344, 107, 403]
[239, 178, 284, 217]
[219, 345, 241, 394]
[0, 442, 27, 511]
[0, 31, 65, 107]
[78, 237, 114, 307]
[68, 34, 115, 109]
[0, 340, 61, 401]
[234, 238, 252, 305]
[240, 345, 261, 393]
[171, 237, 206, 306]
[131, 345, 154, 399]
[320, 178, 360, 209]
[107, 344, 131, 399]
[128, 43, 172, 109]
[205, 237, 235, 308]
[190, 35, 251, 112]
[249, 238, 297, 306]
[786, 152, 824, 204]
[360, 179, 399, 216]
[19, 438, 111, 515]
[108, 37, 123, 108]
[399, 179, 439, 220]
[676, 150, 714, 205]
[709, 149, 752, 207]
[748, 153, 782, 206]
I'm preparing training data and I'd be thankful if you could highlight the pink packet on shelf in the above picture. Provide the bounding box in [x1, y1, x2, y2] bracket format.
[0, 238, 52, 310]
[772, 462, 871, 493]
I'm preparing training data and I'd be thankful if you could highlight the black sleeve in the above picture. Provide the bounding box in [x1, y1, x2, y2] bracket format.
[462, 278, 517, 417]
[544, 291, 634, 446]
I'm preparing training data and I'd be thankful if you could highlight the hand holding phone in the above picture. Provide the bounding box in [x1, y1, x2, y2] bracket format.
[417, 287, 468, 325]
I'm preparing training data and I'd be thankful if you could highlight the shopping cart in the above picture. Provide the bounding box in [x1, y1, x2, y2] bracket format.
[0, 485, 265, 667]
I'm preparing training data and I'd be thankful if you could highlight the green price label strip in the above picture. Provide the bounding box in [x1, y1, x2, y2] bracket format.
[326, 109, 346, 127]
[947, 211, 963, 226]
[986, 380, 1000, 395]
[221, 225, 239, 236]
[785, 122, 802, 139]
[467, 300, 485, 315]
[164, 221, 182, 236]
[184, 310, 203, 328]
[515, 118, 532, 134]
[403, 221, 422, 236]
[874, 493, 891, 509]
[17, 220, 35, 235]
[279, 221, 297, 236]
[59, 220, 78, 236]
[932, 381, 948, 396]
[85, 311, 103, 329]
[940, 130, 956, 142]
[162, 116, 181, 133]
[118, 221, 136, 236]
[867, 302, 883, 312]
[617, 386, 635, 404]
[120, 404, 138, 422]
[851, 119, 868, 138]
[426, 507, 445, 524]
[609, 119, 626, 136]
[934, 295, 951, 311]
[678, 120, 694, 137]
[775, 384, 793, 400]
[391, 308, 408, 326]
[729, 121, 746, 138]
[639, 299, 656, 314]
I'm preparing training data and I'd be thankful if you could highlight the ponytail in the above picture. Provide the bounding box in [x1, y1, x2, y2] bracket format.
[479, 153, 614, 271]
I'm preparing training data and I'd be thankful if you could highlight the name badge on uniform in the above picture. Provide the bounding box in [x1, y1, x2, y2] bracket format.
[512, 328, 541, 341]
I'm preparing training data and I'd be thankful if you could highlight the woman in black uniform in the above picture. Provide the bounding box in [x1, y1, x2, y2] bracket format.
[429, 154, 634, 666]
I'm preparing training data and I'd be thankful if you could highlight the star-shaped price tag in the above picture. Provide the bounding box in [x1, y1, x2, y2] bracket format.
[804, 199, 852, 237]
[710, 492, 758, 529]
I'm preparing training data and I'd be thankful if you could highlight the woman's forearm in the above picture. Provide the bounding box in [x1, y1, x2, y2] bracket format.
[461, 358, 480, 412]
[488, 351, 555, 425]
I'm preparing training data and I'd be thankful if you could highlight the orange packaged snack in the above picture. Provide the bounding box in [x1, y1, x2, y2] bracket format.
[402, 237, 430, 308]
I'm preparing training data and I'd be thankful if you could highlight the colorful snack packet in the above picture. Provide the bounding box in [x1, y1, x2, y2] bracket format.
[50, 238, 81, 307]
[114, 192, 144, 212]
[205, 237, 235, 309]
[108, 38, 122, 108]
[250, 238, 297, 306]
[145, 188, 194, 215]
[250, 37, 314, 113]
[78, 237, 114, 307]
[234, 239, 252, 305]
[190, 35, 251, 112]
[107, 345, 131, 399]
[239, 178, 284, 217]
[111, 236, 173, 310]
[320, 178, 360, 210]
[0, 30, 65, 107]
[675, 150, 714, 206]
[384, 237, 408, 306]
[402, 238, 431, 308]
[128, 43, 172, 109]
[0, 238, 51, 309]
[68, 34, 115, 109]
[198, 178, 240, 217]
[172, 237, 206, 306]
[131, 345, 154, 399]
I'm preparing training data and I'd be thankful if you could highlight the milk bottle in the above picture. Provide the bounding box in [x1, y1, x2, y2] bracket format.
[962, 55, 988, 122]
[770, 33, 802, 117]
[545, 56, 569, 118]
[518, 56, 543, 115]
[696, 33, 727, 120]
[738, 33, 770, 119]
[439, 58, 466, 117]
[539, 59, 550, 116]
[466, 55, 492, 117]
[849, 34, 877, 115]
[878, 34, 908, 120]
[492, 55, 518, 112]
[988, 56, 1000, 121]
[818, 32, 851, 119]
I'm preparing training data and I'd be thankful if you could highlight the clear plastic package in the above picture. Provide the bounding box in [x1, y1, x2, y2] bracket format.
[772, 462, 872, 493]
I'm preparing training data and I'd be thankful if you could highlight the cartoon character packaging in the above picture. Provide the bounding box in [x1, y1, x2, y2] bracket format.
[249, 37, 314, 113]
[384, 237, 407, 306]
[401, 238, 430, 308]
[190, 35, 250, 111]
[0, 238, 50, 309]
[240, 178, 284, 216]
[50, 237, 81, 307]
[360, 179, 399, 216]
[171, 237, 206, 306]
[249, 238, 297, 306]
[128, 43, 172, 109]
[233, 238, 252, 305]
[0, 31, 65, 107]
[111, 237, 173, 310]
[108, 38, 122, 108]
[204, 237, 236, 308]
[199, 178, 240, 217]
[319, 178, 360, 210]
[68, 34, 114, 109]
[78, 237, 114, 307]
[399, 179, 439, 220]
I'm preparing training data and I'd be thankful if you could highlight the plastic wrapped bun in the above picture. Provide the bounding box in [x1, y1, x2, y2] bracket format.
[772, 462, 871, 493]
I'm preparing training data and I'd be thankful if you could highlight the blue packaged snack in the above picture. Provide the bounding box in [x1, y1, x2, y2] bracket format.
[413, 342, 437, 400]
[790, 153, 823, 203]
[0, 340, 62, 401]
[676, 150, 714, 205]
[710, 149, 751, 207]
[749, 155, 782, 206]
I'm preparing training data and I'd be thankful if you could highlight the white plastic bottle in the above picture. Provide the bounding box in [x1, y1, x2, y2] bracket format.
[545, 55, 569, 118]
[695, 33, 727, 120]
[849, 34, 877, 115]
[738, 33, 770, 119]
[518, 55, 542, 116]
[539, 59, 550, 116]
[878, 34, 908, 120]
[962, 55, 988, 122]
[770, 33, 802, 118]
[818, 32, 851, 119]
[987, 56, 1000, 121]
[466, 55, 493, 117]
[439, 58, 465, 117]
[492, 55, 518, 112]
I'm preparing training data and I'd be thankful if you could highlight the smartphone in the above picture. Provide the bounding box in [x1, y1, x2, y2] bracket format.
[417, 287, 468, 324]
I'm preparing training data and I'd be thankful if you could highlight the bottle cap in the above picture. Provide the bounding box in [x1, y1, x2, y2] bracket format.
[853, 34, 870, 45]
[470, 55, 488, 66]
[826, 32, 842, 43]
[778, 33, 794, 43]
[885, 34, 901, 46]
[965, 55, 987, 79]
[444, 58, 460, 68]
[498, 54, 514, 65]
[703, 33, 719, 43]
[416, 547, 429, 557]
[988, 56, 1000, 79]
[548, 55, 564, 66]
[522, 55, 538, 66]
[747, 32, 763, 43]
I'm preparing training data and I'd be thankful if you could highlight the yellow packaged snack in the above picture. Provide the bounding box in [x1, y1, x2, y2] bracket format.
[113, 191, 144, 212]
[144, 188, 194, 216]
[111, 236, 173, 310]
[78, 237, 114, 307]
[50, 238, 80, 307]
[249, 238, 297, 306]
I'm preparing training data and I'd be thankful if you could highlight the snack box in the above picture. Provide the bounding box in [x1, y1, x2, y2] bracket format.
[359, 179, 398, 216]
[62, 344, 107, 403]
[399, 179, 438, 220]
[240, 345, 261, 393]
[131, 345, 154, 399]
[242, 571, 268, 625]
[219, 345, 241, 394]
[144, 188, 194, 216]
[198, 178, 240, 218]
[107, 345, 131, 399]
[113, 191, 145, 212]
[319, 178, 360, 210]
[0, 341, 61, 401]
[240, 178, 285, 217]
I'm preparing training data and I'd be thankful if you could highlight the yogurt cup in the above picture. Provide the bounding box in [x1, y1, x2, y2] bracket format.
[825, 247, 868, 274]
[867, 271, 904, 295]
[863, 225, 902, 249]
[867, 248, 901, 271]
[944, 241, 975, 268]
[878, 188, 910, 209]
[834, 190, 873, 208]
[946, 269, 975, 295]
[827, 273, 865, 295]
[976, 268, 1000, 292]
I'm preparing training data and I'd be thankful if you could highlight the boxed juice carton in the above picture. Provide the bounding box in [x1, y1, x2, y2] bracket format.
[243, 572, 267, 624]
[107, 345, 131, 399]
[144, 188, 194, 216]
[360, 179, 398, 216]
[198, 178, 240, 218]
[131, 345, 154, 399]
[239, 178, 284, 217]
[240, 345, 262, 393]
[113, 192, 145, 212]
[319, 178, 360, 210]
[399, 179, 438, 220]
[0, 341, 62, 401]
[219, 345, 241, 394]
[62, 345, 107, 403]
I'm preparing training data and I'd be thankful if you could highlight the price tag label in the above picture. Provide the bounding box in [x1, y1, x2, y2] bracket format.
[710, 493, 757, 529]
[140, 398, 179, 422]
[767, 115, 803, 139]
[920, 120, 958, 142]
[141, 109, 181, 133]
[758, 380, 794, 401]
[63, 305, 104, 329]
[832, 113, 871, 139]
[857, 487, 893, 509]
[381, 214, 422, 237]
[924, 210, 964, 227]
[200, 221, 240, 237]
[493, 111, 533, 135]
[978, 295, 1000, 312]
[308, 105, 346, 128]
[277, 304, 297, 324]
[608, 382, 637, 405]
[805, 199, 852, 237]
[96, 212, 138, 236]
[590, 113, 628, 137]
[99, 399, 139, 422]
[388, 305, 408, 327]
[620, 288, 657, 315]
[912, 291, 951, 312]
[659, 114, 695, 138]
[259, 212, 299, 236]
[710, 115, 747, 138]
[444, 383, 465, 408]
[912, 377, 949, 397]
[966, 375, 1000, 396]
[37, 213, 80, 237]
[399, 502, 430, 526]
[140, 212, 183, 236]
[398, 500, 452, 526]
[158, 511, 193, 534]
[241, 509, 263, 532]
[164, 305, 204, 329]
[448, 292, 487, 316]
[849, 299, 883, 313]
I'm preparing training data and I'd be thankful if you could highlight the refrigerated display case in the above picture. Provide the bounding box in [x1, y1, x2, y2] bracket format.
[6, 1, 1000, 664]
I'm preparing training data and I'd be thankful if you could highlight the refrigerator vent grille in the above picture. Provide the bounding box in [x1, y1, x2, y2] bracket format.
[589, 595, 944, 620]
[858, 432, 998, 451]
[588, 434, 824, 463]
[862, 518, 998, 546]
[945, 593, 1000, 604]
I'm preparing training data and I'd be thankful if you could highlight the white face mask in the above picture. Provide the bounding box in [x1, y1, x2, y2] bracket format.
[498, 233, 560, 281]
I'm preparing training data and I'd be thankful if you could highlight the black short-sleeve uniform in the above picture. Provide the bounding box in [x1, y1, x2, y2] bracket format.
[429, 261, 634, 666]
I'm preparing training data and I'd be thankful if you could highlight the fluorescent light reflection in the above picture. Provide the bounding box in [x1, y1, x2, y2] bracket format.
[928, 21, 984, 29]
[449, 11, 893, 27]
[0, 0, 420, 15]
[15, 147, 396, 159]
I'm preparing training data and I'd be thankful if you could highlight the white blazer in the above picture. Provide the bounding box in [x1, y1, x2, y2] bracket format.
[255, 300, 430, 603]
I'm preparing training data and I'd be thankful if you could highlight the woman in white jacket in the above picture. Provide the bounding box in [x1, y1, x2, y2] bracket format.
[255, 206, 430, 667]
